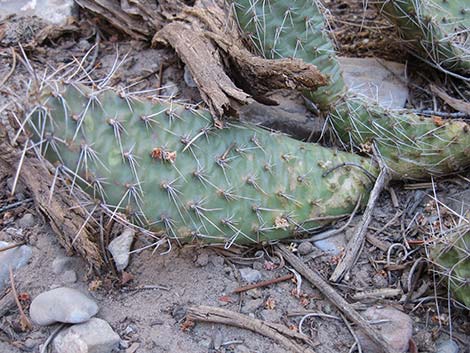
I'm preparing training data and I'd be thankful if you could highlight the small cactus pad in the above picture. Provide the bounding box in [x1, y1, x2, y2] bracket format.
[233, 0, 470, 179]
[26, 82, 377, 246]
[377, 0, 470, 76]
[432, 228, 470, 308]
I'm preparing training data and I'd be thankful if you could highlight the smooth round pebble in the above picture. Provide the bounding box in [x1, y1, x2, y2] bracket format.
[18, 213, 35, 228]
[30, 287, 98, 326]
[437, 340, 459, 353]
[297, 241, 314, 255]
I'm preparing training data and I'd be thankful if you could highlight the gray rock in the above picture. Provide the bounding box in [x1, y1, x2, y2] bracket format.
[18, 213, 34, 228]
[7, 177, 26, 195]
[357, 306, 412, 353]
[184, 65, 197, 88]
[252, 261, 264, 271]
[107, 228, 134, 272]
[260, 309, 282, 322]
[61, 270, 77, 284]
[313, 234, 347, 255]
[210, 255, 224, 267]
[53, 318, 120, 353]
[338, 57, 408, 109]
[0, 241, 32, 292]
[437, 340, 459, 353]
[241, 298, 263, 314]
[30, 287, 98, 326]
[195, 252, 209, 267]
[297, 241, 314, 255]
[239, 268, 262, 283]
[52, 256, 73, 275]
[0, 0, 77, 25]
[246, 288, 262, 299]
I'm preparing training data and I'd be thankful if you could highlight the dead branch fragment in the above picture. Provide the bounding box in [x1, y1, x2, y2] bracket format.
[153, 21, 252, 117]
[330, 163, 390, 282]
[0, 291, 16, 317]
[186, 305, 316, 353]
[0, 137, 103, 270]
[232, 274, 294, 294]
[9, 267, 32, 331]
[210, 32, 328, 94]
[75, 0, 153, 40]
[275, 244, 396, 353]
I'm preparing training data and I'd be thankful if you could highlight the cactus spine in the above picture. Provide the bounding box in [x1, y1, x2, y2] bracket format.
[233, 0, 470, 179]
[432, 228, 470, 308]
[377, 0, 470, 77]
[26, 81, 377, 246]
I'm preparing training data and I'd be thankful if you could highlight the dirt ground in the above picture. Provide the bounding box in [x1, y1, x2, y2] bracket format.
[0, 1, 469, 352]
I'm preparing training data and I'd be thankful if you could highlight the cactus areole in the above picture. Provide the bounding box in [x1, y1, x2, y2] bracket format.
[26, 82, 377, 246]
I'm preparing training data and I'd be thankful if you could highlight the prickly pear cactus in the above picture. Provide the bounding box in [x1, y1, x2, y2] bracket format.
[233, 0, 470, 179]
[377, 0, 470, 76]
[26, 82, 376, 246]
[432, 228, 470, 308]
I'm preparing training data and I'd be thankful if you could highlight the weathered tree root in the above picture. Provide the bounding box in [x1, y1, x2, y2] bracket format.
[0, 130, 103, 270]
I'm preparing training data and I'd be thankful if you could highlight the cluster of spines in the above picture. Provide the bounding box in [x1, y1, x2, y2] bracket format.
[377, 0, 470, 78]
[25, 79, 376, 246]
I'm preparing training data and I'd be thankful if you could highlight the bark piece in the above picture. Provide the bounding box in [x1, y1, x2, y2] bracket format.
[0, 132, 103, 270]
[153, 21, 252, 117]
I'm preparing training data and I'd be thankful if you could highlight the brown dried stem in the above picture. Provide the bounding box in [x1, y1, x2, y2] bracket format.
[187, 305, 316, 353]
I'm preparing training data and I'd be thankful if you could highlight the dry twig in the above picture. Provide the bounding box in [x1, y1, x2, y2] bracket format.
[276, 244, 395, 353]
[187, 305, 316, 353]
[330, 157, 390, 282]
[9, 266, 32, 331]
[232, 274, 294, 293]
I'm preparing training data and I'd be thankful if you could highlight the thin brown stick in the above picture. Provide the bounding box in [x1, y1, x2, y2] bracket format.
[232, 274, 294, 294]
[9, 266, 32, 331]
[275, 244, 395, 353]
[330, 159, 389, 282]
[0, 290, 16, 317]
[186, 305, 316, 353]
[0, 47, 17, 88]
[0, 241, 26, 253]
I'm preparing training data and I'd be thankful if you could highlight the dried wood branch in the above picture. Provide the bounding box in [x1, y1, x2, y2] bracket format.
[0, 132, 103, 270]
[275, 244, 396, 353]
[330, 156, 390, 282]
[187, 305, 316, 353]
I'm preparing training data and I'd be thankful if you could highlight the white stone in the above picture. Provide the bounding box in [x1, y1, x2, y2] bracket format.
[338, 57, 408, 109]
[239, 268, 262, 283]
[0, 0, 76, 25]
[52, 256, 73, 275]
[0, 241, 32, 292]
[53, 318, 120, 353]
[30, 287, 98, 326]
[437, 340, 459, 353]
[297, 241, 314, 255]
[107, 228, 134, 272]
[18, 213, 34, 228]
[357, 306, 412, 353]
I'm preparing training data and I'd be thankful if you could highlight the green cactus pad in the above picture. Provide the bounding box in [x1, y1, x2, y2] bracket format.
[233, 0, 470, 179]
[432, 229, 470, 308]
[26, 82, 376, 246]
[377, 0, 470, 76]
